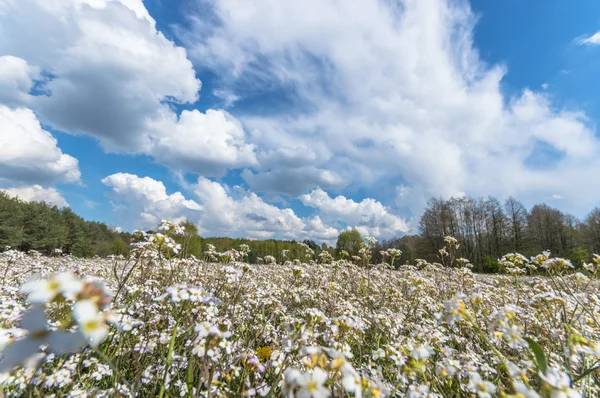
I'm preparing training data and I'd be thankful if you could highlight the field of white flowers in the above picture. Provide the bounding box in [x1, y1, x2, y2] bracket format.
[1, 221, 599, 397]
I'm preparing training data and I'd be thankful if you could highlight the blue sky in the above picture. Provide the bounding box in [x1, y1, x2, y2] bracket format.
[1, 0, 600, 243]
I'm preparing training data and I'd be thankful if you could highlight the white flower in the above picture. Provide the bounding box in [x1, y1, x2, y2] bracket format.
[73, 300, 108, 347]
[407, 384, 429, 398]
[504, 325, 528, 349]
[540, 368, 581, 398]
[0, 307, 85, 372]
[443, 294, 466, 325]
[283, 368, 302, 396]
[21, 272, 83, 303]
[296, 368, 330, 398]
[410, 346, 432, 360]
[467, 373, 497, 398]
[372, 348, 386, 361]
[342, 373, 362, 397]
[513, 382, 540, 398]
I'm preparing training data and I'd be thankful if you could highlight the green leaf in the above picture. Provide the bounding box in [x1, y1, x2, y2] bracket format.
[525, 337, 548, 374]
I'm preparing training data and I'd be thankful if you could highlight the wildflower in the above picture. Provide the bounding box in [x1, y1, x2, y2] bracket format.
[540, 368, 581, 398]
[256, 346, 272, 362]
[372, 348, 386, 361]
[582, 262, 596, 273]
[364, 237, 378, 246]
[407, 384, 429, 398]
[443, 294, 467, 325]
[507, 361, 529, 382]
[21, 272, 83, 303]
[0, 307, 85, 372]
[444, 236, 459, 248]
[512, 382, 540, 398]
[341, 373, 362, 396]
[504, 325, 528, 349]
[387, 249, 402, 258]
[296, 368, 330, 398]
[542, 258, 573, 272]
[283, 368, 302, 396]
[410, 346, 432, 361]
[467, 373, 497, 398]
[73, 300, 108, 347]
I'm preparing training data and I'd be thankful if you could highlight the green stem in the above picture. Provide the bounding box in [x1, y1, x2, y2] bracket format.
[158, 321, 179, 398]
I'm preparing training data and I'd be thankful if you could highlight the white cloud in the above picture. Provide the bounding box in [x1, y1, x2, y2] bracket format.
[0, 0, 256, 176]
[0, 105, 81, 185]
[213, 89, 240, 107]
[102, 173, 203, 229]
[300, 188, 409, 237]
[577, 31, 600, 46]
[0, 56, 39, 106]
[242, 167, 345, 196]
[2, 185, 69, 207]
[151, 109, 258, 176]
[240, 146, 344, 195]
[0, 0, 199, 150]
[103, 173, 410, 241]
[303, 215, 339, 242]
[192, 177, 306, 239]
[182, 0, 600, 217]
[102, 173, 312, 239]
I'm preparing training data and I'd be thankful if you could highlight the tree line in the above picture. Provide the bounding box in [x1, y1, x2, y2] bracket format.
[170, 221, 329, 263]
[356, 196, 600, 272]
[0, 194, 325, 262]
[0, 192, 131, 257]
[3, 190, 600, 271]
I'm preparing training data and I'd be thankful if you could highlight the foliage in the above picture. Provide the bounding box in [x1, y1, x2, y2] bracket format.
[335, 229, 362, 257]
[418, 195, 599, 270]
[0, 192, 131, 257]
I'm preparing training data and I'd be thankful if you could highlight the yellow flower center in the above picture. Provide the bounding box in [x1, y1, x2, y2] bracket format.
[47, 280, 61, 292]
[83, 319, 101, 333]
[307, 380, 318, 392]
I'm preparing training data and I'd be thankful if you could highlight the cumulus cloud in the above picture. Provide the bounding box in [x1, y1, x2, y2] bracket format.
[2, 185, 69, 207]
[0, 56, 39, 106]
[242, 167, 345, 196]
[101, 174, 342, 242]
[191, 177, 307, 239]
[0, 0, 255, 176]
[300, 188, 409, 237]
[238, 146, 345, 195]
[303, 215, 340, 242]
[103, 173, 412, 241]
[181, 0, 600, 216]
[102, 173, 312, 239]
[577, 31, 600, 46]
[0, 105, 81, 186]
[151, 109, 258, 176]
[102, 173, 203, 229]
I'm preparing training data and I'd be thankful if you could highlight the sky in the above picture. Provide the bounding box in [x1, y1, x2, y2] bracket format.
[1, 0, 600, 244]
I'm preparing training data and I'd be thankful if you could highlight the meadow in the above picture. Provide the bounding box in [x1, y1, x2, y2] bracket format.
[0, 221, 599, 397]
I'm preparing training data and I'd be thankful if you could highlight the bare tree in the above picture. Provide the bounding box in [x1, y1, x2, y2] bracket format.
[583, 207, 600, 254]
[504, 197, 528, 253]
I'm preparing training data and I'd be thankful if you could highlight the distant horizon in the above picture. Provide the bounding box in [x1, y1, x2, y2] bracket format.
[2, 189, 598, 250]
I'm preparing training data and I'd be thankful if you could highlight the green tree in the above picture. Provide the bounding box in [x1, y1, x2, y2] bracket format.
[0, 192, 24, 248]
[566, 246, 589, 269]
[335, 229, 362, 258]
